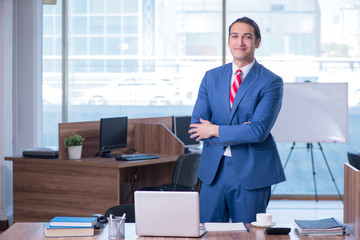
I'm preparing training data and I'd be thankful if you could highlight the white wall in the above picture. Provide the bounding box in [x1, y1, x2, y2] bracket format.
[13, 0, 43, 154]
[0, 0, 14, 224]
[0, 0, 42, 225]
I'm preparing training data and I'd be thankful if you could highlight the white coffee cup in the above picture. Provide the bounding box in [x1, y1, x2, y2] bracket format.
[256, 213, 272, 224]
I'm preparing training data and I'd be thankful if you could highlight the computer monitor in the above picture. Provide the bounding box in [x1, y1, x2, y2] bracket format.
[173, 116, 200, 148]
[100, 116, 128, 157]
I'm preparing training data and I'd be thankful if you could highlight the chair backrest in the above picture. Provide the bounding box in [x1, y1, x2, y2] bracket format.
[348, 152, 360, 171]
[104, 203, 135, 223]
[171, 152, 201, 189]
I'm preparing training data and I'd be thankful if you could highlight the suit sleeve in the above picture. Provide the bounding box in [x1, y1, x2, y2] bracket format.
[191, 72, 212, 125]
[218, 76, 283, 145]
[191, 71, 227, 147]
[192, 67, 283, 147]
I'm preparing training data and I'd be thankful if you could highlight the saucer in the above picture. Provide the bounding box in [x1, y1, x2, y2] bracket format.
[251, 221, 276, 228]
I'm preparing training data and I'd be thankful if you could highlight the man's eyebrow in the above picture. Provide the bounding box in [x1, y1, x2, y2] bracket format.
[244, 33, 254, 36]
[230, 32, 253, 36]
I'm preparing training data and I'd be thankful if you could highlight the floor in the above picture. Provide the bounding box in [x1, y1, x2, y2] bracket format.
[267, 199, 343, 227]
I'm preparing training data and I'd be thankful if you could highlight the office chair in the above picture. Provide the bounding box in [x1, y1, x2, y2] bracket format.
[104, 203, 135, 223]
[347, 152, 360, 171]
[141, 152, 202, 191]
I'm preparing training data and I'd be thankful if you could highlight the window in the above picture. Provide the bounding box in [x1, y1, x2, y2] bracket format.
[43, 0, 360, 196]
[43, 0, 62, 147]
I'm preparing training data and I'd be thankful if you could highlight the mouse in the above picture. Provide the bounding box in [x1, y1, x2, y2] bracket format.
[92, 214, 106, 229]
[115, 155, 127, 161]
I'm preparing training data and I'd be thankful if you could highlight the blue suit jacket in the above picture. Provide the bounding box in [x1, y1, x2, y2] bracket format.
[191, 60, 286, 190]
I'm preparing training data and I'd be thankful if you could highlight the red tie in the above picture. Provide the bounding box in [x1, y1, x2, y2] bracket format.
[230, 69, 242, 109]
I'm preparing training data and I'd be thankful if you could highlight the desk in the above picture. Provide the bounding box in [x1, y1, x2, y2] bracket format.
[0, 222, 356, 240]
[6, 117, 186, 223]
[6, 155, 178, 222]
[344, 163, 360, 238]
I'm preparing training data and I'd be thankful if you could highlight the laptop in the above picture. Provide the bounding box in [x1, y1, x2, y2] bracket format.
[22, 147, 58, 159]
[134, 191, 206, 237]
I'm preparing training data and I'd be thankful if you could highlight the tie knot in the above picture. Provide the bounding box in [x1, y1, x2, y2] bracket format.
[235, 69, 242, 76]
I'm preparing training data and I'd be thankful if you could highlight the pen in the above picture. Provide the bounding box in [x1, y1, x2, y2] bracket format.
[117, 213, 126, 233]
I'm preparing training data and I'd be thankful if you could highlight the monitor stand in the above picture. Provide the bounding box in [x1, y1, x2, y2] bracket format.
[101, 151, 112, 158]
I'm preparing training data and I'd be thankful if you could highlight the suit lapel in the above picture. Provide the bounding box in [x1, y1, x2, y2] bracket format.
[221, 64, 232, 120]
[230, 61, 261, 120]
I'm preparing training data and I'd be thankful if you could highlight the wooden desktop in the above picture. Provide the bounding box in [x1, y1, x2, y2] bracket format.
[1, 222, 357, 240]
[5, 117, 186, 223]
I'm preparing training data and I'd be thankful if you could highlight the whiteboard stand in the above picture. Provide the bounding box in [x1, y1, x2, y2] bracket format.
[272, 142, 343, 202]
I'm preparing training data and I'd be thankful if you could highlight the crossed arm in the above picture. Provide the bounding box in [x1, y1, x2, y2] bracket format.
[189, 119, 251, 142]
[189, 67, 282, 145]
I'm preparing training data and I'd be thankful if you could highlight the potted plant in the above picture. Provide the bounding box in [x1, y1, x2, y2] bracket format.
[64, 134, 85, 160]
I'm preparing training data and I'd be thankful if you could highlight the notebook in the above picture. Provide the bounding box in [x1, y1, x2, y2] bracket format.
[134, 191, 206, 237]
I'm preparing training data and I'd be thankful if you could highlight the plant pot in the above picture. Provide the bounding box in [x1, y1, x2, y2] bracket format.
[68, 145, 82, 160]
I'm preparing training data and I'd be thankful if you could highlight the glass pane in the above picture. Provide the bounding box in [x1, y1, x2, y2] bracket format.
[106, 16, 121, 34]
[42, 0, 62, 147]
[69, 37, 87, 55]
[89, 16, 104, 34]
[123, 0, 138, 12]
[69, 16, 87, 35]
[106, 0, 121, 14]
[89, 37, 104, 55]
[89, 0, 104, 14]
[123, 37, 137, 55]
[43, 16, 54, 35]
[43, 36, 54, 55]
[67, 0, 222, 124]
[69, 0, 86, 14]
[123, 16, 138, 34]
[106, 37, 121, 55]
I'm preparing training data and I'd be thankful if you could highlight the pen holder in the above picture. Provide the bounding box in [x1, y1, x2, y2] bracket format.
[108, 216, 125, 239]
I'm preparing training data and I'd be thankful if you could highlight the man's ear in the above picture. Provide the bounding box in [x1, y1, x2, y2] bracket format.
[255, 38, 261, 48]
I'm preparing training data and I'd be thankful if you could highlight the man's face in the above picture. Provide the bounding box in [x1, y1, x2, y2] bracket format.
[227, 22, 260, 67]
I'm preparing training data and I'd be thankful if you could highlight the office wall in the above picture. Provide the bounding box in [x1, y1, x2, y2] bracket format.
[0, 0, 13, 224]
[14, 0, 43, 153]
[0, 0, 43, 224]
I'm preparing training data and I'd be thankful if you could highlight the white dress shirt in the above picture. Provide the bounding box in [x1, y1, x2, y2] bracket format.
[224, 60, 255, 157]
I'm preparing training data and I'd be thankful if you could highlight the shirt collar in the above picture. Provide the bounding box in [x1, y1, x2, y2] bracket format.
[232, 59, 255, 79]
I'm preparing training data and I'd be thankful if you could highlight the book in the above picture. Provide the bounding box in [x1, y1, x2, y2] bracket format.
[294, 217, 345, 236]
[204, 222, 248, 232]
[43, 223, 94, 237]
[49, 216, 98, 227]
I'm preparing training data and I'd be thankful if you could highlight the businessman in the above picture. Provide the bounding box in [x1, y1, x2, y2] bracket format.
[189, 17, 286, 223]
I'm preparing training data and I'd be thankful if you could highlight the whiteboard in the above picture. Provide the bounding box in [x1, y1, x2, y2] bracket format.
[271, 82, 348, 143]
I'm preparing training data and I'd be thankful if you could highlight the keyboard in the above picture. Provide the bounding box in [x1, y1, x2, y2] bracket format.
[115, 154, 160, 161]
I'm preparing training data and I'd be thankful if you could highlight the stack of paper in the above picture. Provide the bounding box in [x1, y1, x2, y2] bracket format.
[43, 216, 97, 237]
[204, 222, 248, 232]
[294, 217, 345, 236]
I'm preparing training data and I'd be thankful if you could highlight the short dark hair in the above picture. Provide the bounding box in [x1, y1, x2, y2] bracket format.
[228, 17, 261, 41]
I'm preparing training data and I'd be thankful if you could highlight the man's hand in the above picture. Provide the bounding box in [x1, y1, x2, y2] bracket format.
[188, 119, 219, 141]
